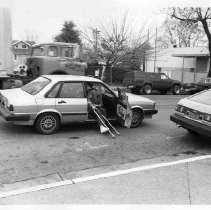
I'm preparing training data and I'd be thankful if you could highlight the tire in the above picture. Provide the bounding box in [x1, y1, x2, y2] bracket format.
[143, 84, 152, 95]
[35, 113, 60, 134]
[131, 109, 143, 128]
[172, 84, 181, 95]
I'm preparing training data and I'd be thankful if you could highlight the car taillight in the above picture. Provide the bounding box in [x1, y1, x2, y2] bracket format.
[176, 105, 187, 113]
[204, 114, 211, 122]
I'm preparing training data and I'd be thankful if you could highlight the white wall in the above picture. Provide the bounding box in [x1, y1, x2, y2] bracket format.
[145, 48, 209, 83]
[0, 8, 13, 73]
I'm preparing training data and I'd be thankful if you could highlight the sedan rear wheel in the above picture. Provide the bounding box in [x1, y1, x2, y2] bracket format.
[35, 113, 60, 134]
[131, 109, 143, 128]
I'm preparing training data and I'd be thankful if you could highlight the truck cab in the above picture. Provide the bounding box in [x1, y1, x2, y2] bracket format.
[26, 42, 87, 79]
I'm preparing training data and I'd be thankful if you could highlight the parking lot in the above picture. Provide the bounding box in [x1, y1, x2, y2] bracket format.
[0, 94, 210, 190]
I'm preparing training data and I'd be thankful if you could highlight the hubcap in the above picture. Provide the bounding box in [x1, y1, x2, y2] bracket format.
[145, 85, 151, 94]
[174, 86, 180, 94]
[40, 116, 56, 132]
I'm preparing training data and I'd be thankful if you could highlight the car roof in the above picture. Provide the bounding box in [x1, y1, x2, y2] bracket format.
[43, 75, 102, 83]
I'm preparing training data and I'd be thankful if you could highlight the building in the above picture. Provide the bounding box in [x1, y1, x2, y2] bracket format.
[0, 8, 13, 73]
[12, 40, 35, 71]
[145, 46, 210, 83]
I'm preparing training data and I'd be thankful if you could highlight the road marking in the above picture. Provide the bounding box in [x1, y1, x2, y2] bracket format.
[0, 180, 74, 199]
[0, 154, 211, 199]
[75, 142, 108, 151]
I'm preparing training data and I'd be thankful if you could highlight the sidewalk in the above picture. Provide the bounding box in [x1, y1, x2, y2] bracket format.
[0, 155, 211, 204]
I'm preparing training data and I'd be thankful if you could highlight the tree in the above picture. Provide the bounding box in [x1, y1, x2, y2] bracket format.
[159, 17, 206, 48]
[54, 20, 81, 44]
[169, 7, 211, 77]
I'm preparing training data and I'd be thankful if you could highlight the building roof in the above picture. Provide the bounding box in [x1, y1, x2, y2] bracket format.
[32, 42, 79, 47]
[12, 40, 36, 46]
[171, 46, 209, 57]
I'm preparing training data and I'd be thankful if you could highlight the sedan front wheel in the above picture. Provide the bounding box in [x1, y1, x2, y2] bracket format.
[131, 109, 143, 128]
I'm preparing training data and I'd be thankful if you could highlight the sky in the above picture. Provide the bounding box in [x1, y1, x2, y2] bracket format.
[0, 0, 210, 43]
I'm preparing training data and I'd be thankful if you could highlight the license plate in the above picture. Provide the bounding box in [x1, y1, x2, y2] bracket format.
[188, 112, 199, 120]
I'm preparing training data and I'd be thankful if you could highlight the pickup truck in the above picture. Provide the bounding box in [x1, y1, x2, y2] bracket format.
[123, 71, 181, 95]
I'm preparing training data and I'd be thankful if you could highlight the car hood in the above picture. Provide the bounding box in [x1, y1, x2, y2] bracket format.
[179, 98, 211, 114]
[0, 88, 33, 104]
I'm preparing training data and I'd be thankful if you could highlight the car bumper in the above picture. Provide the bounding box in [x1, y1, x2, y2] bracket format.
[170, 113, 211, 137]
[0, 106, 30, 122]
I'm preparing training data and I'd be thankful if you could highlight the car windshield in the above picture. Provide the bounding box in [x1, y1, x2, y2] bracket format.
[21, 77, 51, 95]
[189, 89, 211, 105]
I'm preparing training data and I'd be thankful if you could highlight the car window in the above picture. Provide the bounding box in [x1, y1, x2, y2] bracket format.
[46, 83, 61, 98]
[189, 89, 211, 105]
[161, 74, 168, 79]
[61, 47, 74, 58]
[47, 46, 58, 57]
[95, 83, 115, 97]
[31, 47, 44, 56]
[58, 82, 84, 98]
[21, 77, 51, 95]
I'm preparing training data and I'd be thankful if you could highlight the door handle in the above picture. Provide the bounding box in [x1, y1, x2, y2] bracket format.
[58, 100, 66, 104]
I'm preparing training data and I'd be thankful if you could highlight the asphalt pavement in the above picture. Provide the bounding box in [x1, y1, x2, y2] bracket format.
[0, 154, 211, 204]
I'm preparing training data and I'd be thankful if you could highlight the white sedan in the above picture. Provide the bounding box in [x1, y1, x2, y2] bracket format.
[170, 89, 211, 137]
[0, 75, 158, 134]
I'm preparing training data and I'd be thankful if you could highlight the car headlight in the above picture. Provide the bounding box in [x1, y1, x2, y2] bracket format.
[176, 105, 187, 113]
[204, 114, 211, 122]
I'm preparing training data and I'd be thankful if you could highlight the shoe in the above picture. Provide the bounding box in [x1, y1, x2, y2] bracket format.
[100, 125, 109, 134]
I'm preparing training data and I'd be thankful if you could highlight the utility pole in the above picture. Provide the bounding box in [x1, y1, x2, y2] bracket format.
[154, 27, 157, 73]
[92, 28, 100, 62]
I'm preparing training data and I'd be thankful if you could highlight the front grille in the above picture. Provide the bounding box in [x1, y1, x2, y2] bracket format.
[185, 108, 205, 121]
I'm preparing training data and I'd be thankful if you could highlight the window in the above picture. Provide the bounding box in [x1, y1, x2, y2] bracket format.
[205, 78, 211, 83]
[46, 83, 61, 98]
[13, 55, 17, 61]
[47, 46, 58, 57]
[61, 47, 74, 58]
[31, 47, 44, 56]
[58, 82, 84, 98]
[22, 44, 27, 48]
[21, 77, 51, 95]
[87, 82, 115, 98]
[161, 73, 168, 80]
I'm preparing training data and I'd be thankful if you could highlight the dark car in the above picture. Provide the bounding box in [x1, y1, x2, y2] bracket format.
[123, 71, 181, 95]
[182, 77, 211, 94]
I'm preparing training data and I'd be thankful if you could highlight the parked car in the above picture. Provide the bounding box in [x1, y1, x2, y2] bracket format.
[0, 75, 158, 134]
[170, 89, 211, 137]
[123, 71, 181, 95]
[181, 77, 211, 94]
